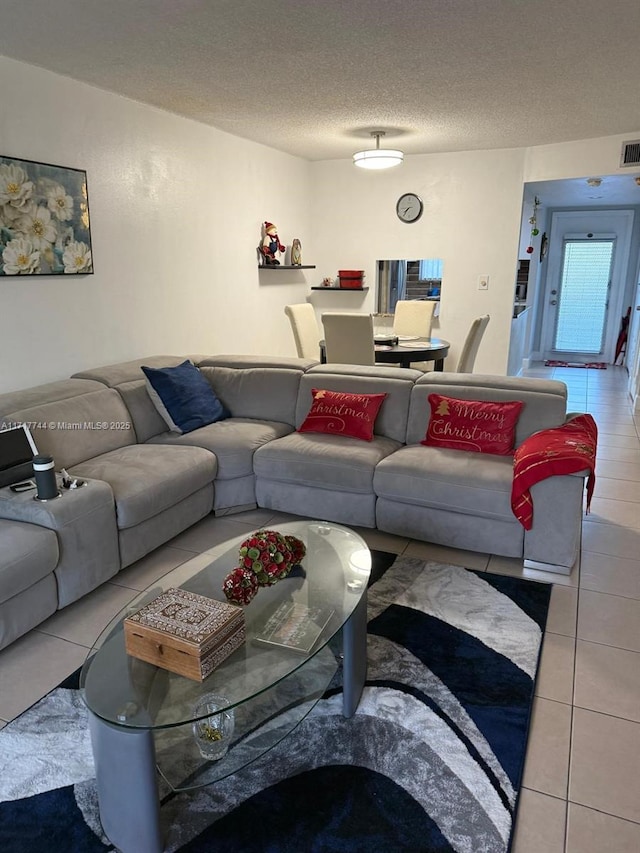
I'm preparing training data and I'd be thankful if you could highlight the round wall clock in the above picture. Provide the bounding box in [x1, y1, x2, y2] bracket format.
[396, 193, 423, 223]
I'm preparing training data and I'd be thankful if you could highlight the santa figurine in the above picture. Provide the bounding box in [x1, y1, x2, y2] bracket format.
[260, 221, 285, 265]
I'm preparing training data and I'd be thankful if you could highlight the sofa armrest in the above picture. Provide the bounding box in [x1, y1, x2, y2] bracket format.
[523, 473, 585, 572]
[0, 479, 121, 607]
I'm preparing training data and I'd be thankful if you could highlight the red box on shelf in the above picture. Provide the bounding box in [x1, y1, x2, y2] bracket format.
[338, 270, 364, 289]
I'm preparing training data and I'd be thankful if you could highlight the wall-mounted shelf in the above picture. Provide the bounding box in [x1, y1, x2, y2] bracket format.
[310, 286, 369, 292]
[258, 265, 316, 270]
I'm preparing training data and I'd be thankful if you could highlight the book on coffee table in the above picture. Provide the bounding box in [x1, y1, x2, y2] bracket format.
[253, 601, 334, 654]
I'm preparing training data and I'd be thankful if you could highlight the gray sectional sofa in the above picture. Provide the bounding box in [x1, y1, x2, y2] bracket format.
[0, 354, 589, 650]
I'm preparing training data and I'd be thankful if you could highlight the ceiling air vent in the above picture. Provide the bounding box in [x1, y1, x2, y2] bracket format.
[620, 139, 640, 167]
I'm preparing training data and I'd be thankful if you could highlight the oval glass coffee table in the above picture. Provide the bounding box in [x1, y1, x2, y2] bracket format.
[80, 521, 371, 853]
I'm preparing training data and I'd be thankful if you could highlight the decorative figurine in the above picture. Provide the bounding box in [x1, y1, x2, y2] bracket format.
[291, 238, 302, 266]
[260, 221, 285, 265]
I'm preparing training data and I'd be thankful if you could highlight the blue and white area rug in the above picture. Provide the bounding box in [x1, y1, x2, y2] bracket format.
[0, 554, 551, 852]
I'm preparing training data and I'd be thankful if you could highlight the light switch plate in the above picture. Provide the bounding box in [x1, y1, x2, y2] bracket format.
[478, 275, 489, 290]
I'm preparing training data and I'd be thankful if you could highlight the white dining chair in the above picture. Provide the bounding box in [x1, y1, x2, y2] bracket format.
[321, 313, 375, 365]
[284, 303, 321, 360]
[392, 300, 437, 370]
[393, 300, 436, 338]
[456, 314, 490, 372]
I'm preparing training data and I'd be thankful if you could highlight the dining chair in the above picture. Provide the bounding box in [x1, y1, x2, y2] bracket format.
[284, 303, 321, 360]
[456, 314, 490, 372]
[392, 300, 437, 370]
[321, 313, 375, 365]
[392, 300, 436, 338]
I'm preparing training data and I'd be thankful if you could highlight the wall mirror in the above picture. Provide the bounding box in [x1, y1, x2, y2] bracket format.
[376, 259, 443, 313]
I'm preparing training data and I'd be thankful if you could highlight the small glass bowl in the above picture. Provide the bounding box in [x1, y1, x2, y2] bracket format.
[192, 694, 234, 761]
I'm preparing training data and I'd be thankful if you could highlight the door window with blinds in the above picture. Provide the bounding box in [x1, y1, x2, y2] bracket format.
[553, 238, 614, 353]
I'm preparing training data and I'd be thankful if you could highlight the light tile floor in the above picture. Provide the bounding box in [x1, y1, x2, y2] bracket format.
[0, 364, 638, 852]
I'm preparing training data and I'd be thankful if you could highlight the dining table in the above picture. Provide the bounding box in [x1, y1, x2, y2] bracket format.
[320, 336, 450, 370]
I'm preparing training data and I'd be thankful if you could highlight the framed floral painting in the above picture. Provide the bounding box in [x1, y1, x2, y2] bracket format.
[0, 155, 93, 276]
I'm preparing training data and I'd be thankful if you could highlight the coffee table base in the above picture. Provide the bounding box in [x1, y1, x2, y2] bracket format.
[89, 592, 367, 853]
[342, 590, 367, 717]
[89, 713, 162, 853]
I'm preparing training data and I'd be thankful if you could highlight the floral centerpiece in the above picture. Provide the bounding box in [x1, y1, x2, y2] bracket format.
[222, 530, 306, 606]
[222, 568, 260, 606]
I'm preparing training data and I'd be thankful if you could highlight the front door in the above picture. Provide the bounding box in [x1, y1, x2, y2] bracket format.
[542, 210, 634, 364]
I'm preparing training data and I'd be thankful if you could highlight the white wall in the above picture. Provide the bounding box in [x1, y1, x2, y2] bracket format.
[0, 56, 313, 393]
[523, 133, 640, 183]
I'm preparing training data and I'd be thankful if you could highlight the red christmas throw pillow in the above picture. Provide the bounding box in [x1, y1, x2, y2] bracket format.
[298, 388, 387, 441]
[422, 393, 524, 455]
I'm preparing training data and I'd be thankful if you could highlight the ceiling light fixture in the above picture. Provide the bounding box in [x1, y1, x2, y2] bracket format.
[635, 177, 640, 186]
[353, 131, 404, 170]
[586, 177, 602, 187]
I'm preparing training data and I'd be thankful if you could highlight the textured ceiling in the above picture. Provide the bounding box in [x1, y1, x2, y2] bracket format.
[2, 0, 640, 166]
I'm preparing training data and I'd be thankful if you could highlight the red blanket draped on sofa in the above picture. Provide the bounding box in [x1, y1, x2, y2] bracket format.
[511, 414, 598, 530]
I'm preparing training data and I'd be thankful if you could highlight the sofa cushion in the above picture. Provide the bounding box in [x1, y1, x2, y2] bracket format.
[0, 378, 104, 425]
[254, 432, 401, 494]
[199, 365, 305, 427]
[198, 355, 317, 371]
[0, 519, 59, 605]
[298, 389, 387, 441]
[297, 365, 417, 443]
[374, 444, 516, 522]
[115, 379, 169, 443]
[148, 418, 292, 480]
[5, 389, 136, 469]
[142, 360, 230, 434]
[70, 444, 216, 529]
[407, 373, 567, 446]
[422, 394, 523, 455]
[72, 355, 190, 387]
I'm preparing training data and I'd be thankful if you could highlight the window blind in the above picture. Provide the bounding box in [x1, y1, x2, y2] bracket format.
[554, 240, 613, 353]
[419, 258, 443, 280]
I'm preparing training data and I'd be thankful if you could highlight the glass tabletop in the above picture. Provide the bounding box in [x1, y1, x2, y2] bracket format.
[80, 521, 371, 732]
[394, 336, 448, 347]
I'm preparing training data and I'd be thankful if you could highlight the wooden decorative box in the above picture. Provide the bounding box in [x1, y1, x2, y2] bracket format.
[123, 587, 245, 681]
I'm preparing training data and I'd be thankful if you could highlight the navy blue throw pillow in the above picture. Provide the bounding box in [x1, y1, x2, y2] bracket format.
[141, 360, 230, 434]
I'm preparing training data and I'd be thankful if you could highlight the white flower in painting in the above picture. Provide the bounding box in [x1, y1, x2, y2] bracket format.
[15, 206, 57, 250]
[2, 237, 40, 275]
[1, 198, 36, 225]
[62, 240, 92, 273]
[0, 163, 34, 210]
[47, 184, 74, 221]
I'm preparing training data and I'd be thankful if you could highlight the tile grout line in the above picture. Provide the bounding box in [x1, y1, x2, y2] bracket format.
[563, 581, 580, 853]
[573, 581, 640, 604]
[565, 800, 640, 828]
